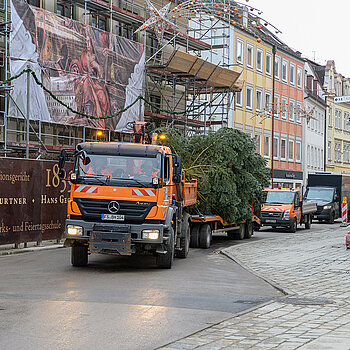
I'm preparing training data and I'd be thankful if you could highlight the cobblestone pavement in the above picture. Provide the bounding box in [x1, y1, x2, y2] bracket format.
[160, 225, 350, 349]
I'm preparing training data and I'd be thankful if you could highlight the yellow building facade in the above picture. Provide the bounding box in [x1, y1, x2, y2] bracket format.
[324, 61, 350, 173]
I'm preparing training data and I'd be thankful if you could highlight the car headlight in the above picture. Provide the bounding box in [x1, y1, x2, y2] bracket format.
[67, 225, 83, 236]
[283, 210, 290, 219]
[142, 229, 160, 240]
[323, 205, 331, 210]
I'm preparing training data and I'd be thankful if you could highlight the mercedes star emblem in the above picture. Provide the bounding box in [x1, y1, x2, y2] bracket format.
[108, 201, 120, 214]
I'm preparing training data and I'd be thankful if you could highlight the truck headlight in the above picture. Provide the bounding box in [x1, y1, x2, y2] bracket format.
[283, 210, 290, 219]
[323, 205, 331, 210]
[67, 225, 83, 236]
[142, 229, 160, 240]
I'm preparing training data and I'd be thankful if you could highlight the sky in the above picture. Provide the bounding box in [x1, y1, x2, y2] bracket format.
[250, 0, 350, 77]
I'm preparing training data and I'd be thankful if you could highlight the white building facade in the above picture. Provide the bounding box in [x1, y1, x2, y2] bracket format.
[303, 60, 326, 185]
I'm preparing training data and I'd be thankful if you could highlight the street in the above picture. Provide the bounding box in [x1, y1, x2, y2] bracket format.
[0, 220, 336, 350]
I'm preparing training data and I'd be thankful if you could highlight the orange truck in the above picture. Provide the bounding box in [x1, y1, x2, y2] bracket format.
[261, 187, 316, 233]
[58, 141, 197, 269]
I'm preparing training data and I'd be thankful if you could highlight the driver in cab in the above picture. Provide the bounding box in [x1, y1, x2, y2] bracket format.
[138, 160, 160, 180]
[86, 158, 112, 177]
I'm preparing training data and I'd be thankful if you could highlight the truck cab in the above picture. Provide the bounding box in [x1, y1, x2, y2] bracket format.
[261, 187, 315, 232]
[304, 186, 339, 223]
[59, 141, 197, 269]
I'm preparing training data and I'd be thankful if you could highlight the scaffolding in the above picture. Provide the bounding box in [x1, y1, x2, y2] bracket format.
[0, 0, 244, 158]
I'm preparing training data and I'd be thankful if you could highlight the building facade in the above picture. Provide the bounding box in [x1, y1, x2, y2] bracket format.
[323, 61, 350, 173]
[303, 60, 326, 184]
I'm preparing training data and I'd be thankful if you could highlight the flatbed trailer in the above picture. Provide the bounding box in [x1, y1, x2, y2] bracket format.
[189, 214, 261, 248]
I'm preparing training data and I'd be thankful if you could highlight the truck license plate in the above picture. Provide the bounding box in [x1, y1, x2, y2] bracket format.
[265, 219, 276, 223]
[102, 214, 125, 221]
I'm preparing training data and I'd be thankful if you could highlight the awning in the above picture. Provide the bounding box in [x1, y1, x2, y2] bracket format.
[148, 50, 243, 92]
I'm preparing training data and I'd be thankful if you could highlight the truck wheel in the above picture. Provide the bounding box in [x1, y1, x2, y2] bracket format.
[244, 222, 253, 239]
[71, 245, 88, 267]
[190, 223, 200, 248]
[328, 212, 335, 224]
[305, 215, 311, 229]
[289, 218, 297, 233]
[156, 227, 174, 269]
[236, 223, 245, 240]
[176, 213, 191, 259]
[199, 224, 211, 249]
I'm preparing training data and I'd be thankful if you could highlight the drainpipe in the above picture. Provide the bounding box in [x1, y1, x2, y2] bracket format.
[271, 44, 276, 188]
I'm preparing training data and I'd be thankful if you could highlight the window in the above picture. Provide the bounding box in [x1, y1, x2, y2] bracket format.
[290, 63, 296, 86]
[307, 145, 310, 167]
[236, 39, 244, 65]
[335, 141, 342, 162]
[328, 107, 333, 127]
[344, 143, 350, 163]
[273, 134, 279, 160]
[256, 89, 263, 112]
[235, 91, 243, 107]
[274, 94, 280, 118]
[264, 133, 271, 158]
[247, 44, 254, 69]
[328, 141, 332, 161]
[246, 85, 253, 110]
[28, 0, 40, 6]
[266, 53, 272, 76]
[289, 99, 295, 122]
[254, 131, 262, 154]
[335, 109, 342, 129]
[275, 56, 281, 80]
[256, 48, 263, 72]
[117, 22, 134, 40]
[57, 4, 72, 18]
[297, 67, 303, 89]
[265, 91, 271, 114]
[281, 97, 288, 120]
[296, 102, 302, 124]
[281, 136, 287, 161]
[288, 138, 294, 161]
[282, 59, 288, 83]
[345, 112, 350, 131]
[92, 15, 107, 31]
[296, 139, 301, 163]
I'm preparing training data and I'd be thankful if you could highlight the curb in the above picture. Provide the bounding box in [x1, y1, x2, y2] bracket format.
[0, 244, 65, 256]
[221, 248, 295, 297]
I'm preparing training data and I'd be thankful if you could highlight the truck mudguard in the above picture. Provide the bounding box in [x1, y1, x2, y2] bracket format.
[165, 205, 177, 233]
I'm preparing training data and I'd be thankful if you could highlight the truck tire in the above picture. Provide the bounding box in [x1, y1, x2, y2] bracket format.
[244, 222, 253, 239]
[328, 212, 335, 224]
[236, 223, 245, 240]
[176, 213, 191, 259]
[156, 227, 175, 269]
[71, 245, 88, 267]
[305, 214, 311, 229]
[190, 223, 200, 248]
[227, 230, 236, 240]
[199, 224, 211, 249]
[289, 218, 297, 233]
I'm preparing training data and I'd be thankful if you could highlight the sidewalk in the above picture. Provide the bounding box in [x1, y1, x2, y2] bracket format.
[161, 226, 350, 349]
[0, 240, 64, 256]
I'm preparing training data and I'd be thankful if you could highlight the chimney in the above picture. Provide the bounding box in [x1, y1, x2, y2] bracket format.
[313, 79, 318, 95]
[306, 75, 313, 90]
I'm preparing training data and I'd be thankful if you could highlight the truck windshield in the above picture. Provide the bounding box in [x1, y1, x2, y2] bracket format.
[76, 154, 161, 187]
[305, 188, 334, 202]
[264, 191, 295, 204]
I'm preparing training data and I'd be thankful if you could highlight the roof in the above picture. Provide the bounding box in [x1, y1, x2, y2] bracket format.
[77, 142, 165, 157]
[148, 50, 243, 92]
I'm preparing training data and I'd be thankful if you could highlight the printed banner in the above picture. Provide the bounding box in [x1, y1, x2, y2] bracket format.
[0, 158, 72, 245]
[10, 0, 145, 131]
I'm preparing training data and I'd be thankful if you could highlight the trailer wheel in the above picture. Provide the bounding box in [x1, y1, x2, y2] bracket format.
[71, 245, 88, 267]
[199, 224, 212, 249]
[305, 214, 311, 229]
[236, 223, 245, 240]
[176, 213, 191, 259]
[156, 227, 174, 269]
[244, 222, 253, 239]
[190, 223, 200, 248]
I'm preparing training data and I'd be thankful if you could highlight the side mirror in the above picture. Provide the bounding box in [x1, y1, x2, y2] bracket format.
[173, 155, 182, 184]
